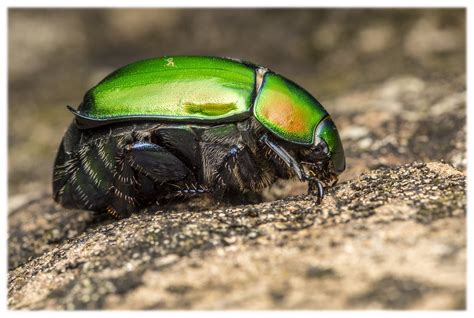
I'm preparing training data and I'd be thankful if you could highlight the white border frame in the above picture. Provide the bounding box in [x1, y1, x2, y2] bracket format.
[1, 1, 471, 317]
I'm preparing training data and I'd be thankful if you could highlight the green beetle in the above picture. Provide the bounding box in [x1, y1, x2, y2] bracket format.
[53, 56, 345, 218]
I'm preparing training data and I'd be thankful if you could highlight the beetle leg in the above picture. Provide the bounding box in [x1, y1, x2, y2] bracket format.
[306, 176, 325, 204]
[125, 142, 193, 184]
[260, 134, 305, 181]
[212, 144, 246, 193]
[212, 143, 269, 197]
[260, 134, 326, 204]
[108, 153, 138, 218]
[124, 141, 198, 206]
[221, 144, 245, 172]
[165, 183, 211, 201]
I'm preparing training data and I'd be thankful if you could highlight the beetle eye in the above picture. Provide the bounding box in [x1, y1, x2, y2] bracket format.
[311, 136, 329, 160]
[315, 136, 329, 153]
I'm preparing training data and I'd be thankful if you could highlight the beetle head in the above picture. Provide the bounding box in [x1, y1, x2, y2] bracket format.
[298, 116, 345, 184]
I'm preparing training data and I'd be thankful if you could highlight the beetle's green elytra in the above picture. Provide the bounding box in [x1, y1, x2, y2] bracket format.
[254, 72, 328, 145]
[79, 56, 256, 123]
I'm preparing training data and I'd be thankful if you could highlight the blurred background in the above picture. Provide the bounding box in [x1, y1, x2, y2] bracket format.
[8, 8, 465, 198]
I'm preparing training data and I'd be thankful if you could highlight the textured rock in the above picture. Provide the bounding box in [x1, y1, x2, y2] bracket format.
[8, 160, 466, 310]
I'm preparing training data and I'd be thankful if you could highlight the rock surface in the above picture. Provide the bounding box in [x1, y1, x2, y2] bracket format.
[8, 161, 466, 310]
[8, 9, 466, 310]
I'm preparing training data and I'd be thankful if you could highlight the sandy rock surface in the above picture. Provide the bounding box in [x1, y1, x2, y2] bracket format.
[8, 162, 466, 310]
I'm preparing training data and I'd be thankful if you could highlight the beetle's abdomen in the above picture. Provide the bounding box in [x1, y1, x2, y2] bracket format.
[53, 124, 146, 216]
[53, 125, 116, 211]
[52, 123, 200, 217]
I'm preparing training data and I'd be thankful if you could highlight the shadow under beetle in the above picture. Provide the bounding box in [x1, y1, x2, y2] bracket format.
[53, 56, 345, 218]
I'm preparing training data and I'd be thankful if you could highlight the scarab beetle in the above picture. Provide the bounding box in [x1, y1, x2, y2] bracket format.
[53, 56, 345, 218]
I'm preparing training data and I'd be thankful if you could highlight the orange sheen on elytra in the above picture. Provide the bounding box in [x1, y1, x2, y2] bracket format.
[260, 93, 307, 136]
[254, 73, 328, 145]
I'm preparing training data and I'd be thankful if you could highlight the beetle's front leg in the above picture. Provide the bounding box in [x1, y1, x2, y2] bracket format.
[260, 134, 305, 181]
[306, 175, 325, 204]
[260, 134, 325, 204]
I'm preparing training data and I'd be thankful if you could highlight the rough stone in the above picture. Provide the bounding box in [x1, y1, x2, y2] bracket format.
[8, 160, 466, 310]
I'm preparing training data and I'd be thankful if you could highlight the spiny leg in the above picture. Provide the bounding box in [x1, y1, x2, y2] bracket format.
[164, 183, 211, 201]
[219, 145, 244, 174]
[103, 136, 138, 218]
[107, 154, 138, 218]
[211, 144, 243, 197]
[260, 134, 326, 204]
[211, 143, 271, 202]
[123, 142, 201, 207]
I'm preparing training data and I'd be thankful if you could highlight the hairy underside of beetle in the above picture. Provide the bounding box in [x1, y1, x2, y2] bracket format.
[53, 118, 301, 218]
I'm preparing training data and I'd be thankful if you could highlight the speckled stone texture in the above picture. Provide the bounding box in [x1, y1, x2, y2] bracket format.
[8, 162, 466, 309]
[8, 9, 466, 310]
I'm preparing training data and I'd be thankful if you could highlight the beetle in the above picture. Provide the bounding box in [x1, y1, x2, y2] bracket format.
[53, 56, 345, 218]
